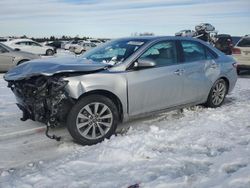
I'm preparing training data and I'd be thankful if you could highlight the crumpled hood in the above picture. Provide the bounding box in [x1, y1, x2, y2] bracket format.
[4, 57, 108, 81]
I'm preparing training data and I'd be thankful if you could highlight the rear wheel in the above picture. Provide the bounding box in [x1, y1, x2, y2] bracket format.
[46, 49, 54, 56]
[205, 79, 227, 108]
[67, 95, 119, 145]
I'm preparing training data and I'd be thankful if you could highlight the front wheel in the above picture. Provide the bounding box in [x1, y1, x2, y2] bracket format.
[205, 79, 227, 108]
[67, 95, 119, 145]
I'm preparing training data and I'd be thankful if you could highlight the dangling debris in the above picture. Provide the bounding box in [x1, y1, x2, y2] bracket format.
[45, 123, 61, 141]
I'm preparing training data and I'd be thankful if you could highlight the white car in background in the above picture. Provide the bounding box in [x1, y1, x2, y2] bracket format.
[0, 37, 13, 42]
[64, 40, 82, 50]
[87, 39, 103, 46]
[175, 30, 195, 37]
[72, 41, 97, 54]
[232, 35, 250, 73]
[4, 39, 55, 56]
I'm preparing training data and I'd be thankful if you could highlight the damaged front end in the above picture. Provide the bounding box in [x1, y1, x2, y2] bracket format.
[7, 76, 73, 140]
[4, 57, 108, 141]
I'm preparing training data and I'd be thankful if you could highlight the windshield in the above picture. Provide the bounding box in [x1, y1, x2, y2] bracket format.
[81, 38, 147, 65]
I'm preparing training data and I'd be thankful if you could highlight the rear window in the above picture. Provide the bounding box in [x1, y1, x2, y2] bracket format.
[205, 47, 218, 60]
[237, 38, 250, 47]
[181, 41, 206, 62]
[16, 42, 28, 45]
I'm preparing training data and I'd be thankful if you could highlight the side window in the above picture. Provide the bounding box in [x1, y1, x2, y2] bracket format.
[181, 41, 206, 62]
[30, 42, 41, 47]
[140, 41, 178, 67]
[16, 42, 27, 45]
[237, 38, 250, 47]
[205, 47, 217, 60]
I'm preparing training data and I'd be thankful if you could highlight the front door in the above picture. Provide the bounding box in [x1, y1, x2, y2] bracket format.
[126, 40, 184, 116]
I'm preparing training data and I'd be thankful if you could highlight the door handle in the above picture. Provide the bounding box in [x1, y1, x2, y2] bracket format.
[174, 69, 185, 75]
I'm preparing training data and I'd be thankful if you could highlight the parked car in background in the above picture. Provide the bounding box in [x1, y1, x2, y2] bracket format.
[232, 35, 250, 73]
[4, 36, 237, 145]
[231, 36, 242, 46]
[64, 40, 82, 50]
[0, 42, 39, 72]
[87, 39, 103, 46]
[175, 30, 195, 37]
[0, 37, 13, 42]
[195, 23, 215, 33]
[213, 34, 233, 55]
[71, 41, 97, 54]
[4, 39, 55, 56]
[60, 41, 69, 49]
[44, 40, 63, 50]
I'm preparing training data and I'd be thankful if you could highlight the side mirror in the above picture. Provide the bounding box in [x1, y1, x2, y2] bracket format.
[134, 58, 156, 69]
[14, 48, 20, 51]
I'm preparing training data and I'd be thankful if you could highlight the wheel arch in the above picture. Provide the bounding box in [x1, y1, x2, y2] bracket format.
[78, 89, 124, 122]
[17, 59, 30, 65]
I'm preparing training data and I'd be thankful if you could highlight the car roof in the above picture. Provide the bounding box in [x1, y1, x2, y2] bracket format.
[6, 38, 34, 44]
[116, 36, 205, 43]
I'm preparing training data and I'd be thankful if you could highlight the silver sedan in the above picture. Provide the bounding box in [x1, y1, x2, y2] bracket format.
[4, 36, 237, 145]
[0, 42, 39, 72]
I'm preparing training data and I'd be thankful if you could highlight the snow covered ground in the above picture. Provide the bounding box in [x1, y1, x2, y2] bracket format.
[0, 72, 250, 187]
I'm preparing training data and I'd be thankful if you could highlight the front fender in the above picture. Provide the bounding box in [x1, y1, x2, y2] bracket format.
[63, 72, 128, 118]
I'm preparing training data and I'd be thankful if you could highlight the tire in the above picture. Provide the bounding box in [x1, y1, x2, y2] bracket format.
[205, 79, 227, 108]
[67, 95, 119, 145]
[46, 49, 54, 56]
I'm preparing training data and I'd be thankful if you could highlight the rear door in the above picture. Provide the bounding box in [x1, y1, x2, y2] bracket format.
[178, 40, 217, 103]
[29, 42, 44, 54]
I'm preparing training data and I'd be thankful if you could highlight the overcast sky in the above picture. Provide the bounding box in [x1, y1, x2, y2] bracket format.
[0, 0, 249, 38]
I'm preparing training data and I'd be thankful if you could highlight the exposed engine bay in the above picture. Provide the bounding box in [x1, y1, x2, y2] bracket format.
[7, 76, 74, 140]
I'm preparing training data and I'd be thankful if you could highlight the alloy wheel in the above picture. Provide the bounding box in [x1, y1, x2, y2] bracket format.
[76, 102, 113, 140]
[211, 81, 226, 106]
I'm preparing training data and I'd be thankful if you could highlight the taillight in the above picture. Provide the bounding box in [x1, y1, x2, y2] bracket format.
[232, 48, 241, 54]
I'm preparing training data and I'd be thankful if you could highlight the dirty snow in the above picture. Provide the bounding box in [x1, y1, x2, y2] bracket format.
[0, 72, 250, 188]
